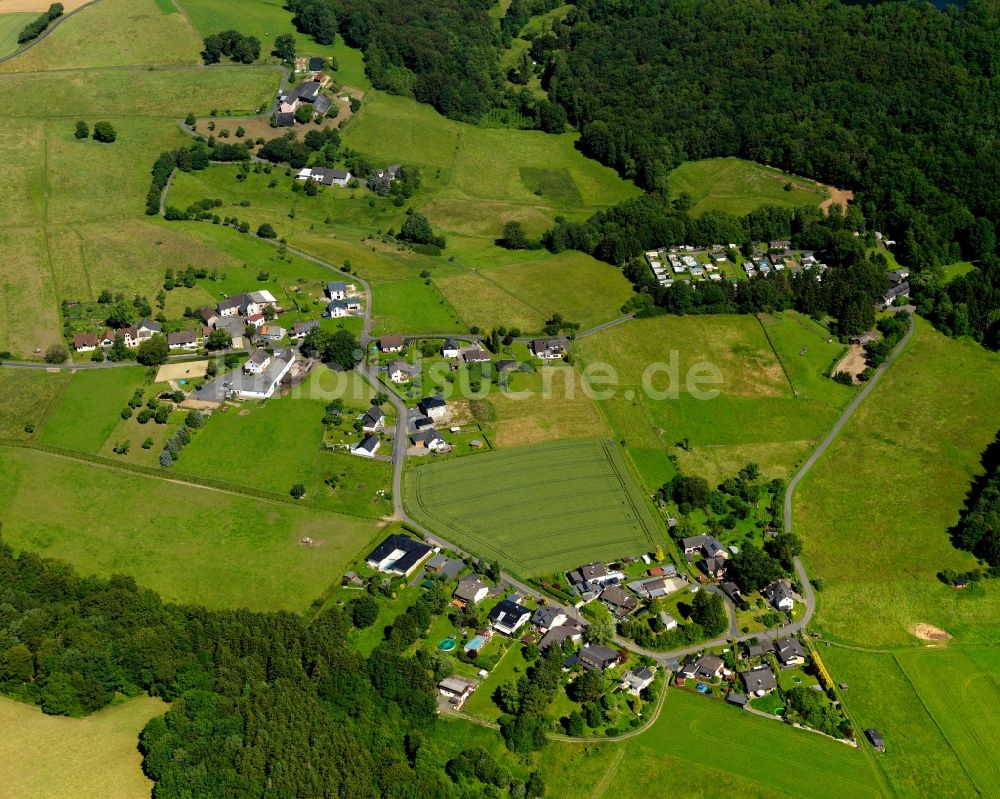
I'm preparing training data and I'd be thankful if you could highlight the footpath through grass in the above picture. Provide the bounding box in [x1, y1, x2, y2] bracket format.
[406, 438, 662, 576]
[0, 695, 167, 799]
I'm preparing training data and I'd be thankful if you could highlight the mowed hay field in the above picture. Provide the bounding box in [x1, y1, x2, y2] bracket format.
[667, 157, 830, 217]
[795, 319, 1000, 646]
[0, 447, 381, 611]
[406, 439, 662, 575]
[575, 314, 840, 487]
[0, 695, 167, 799]
[0, 0, 201, 72]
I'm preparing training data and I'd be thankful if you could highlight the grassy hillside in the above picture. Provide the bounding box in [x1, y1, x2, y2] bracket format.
[0, 695, 166, 799]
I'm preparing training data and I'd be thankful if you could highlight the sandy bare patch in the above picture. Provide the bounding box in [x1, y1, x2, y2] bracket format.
[179, 398, 219, 410]
[910, 623, 952, 642]
[0, 0, 91, 10]
[833, 344, 867, 383]
[822, 187, 854, 213]
[155, 360, 208, 382]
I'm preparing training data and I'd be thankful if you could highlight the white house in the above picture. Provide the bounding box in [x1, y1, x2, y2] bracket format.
[351, 434, 381, 458]
[388, 360, 414, 383]
[442, 337, 460, 358]
[361, 405, 385, 432]
[167, 330, 198, 350]
[438, 676, 477, 709]
[488, 599, 531, 636]
[410, 428, 445, 451]
[244, 348, 271, 374]
[326, 280, 347, 300]
[73, 333, 98, 352]
[325, 299, 348, 318]
[418, 396, 447, 420]
[453, 574, 490, 605]
[762, 580, 795, 612]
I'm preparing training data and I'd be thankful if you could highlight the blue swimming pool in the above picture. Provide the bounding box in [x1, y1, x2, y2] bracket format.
[464, 635, 487, 652]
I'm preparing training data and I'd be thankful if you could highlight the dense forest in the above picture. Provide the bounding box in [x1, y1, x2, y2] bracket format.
[0, 539, 537, 798]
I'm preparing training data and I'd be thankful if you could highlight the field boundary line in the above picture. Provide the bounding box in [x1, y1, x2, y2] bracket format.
[755, 312, 797, 398]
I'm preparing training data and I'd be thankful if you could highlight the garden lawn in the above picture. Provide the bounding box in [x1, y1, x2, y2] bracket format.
[0, 0, 201, 71]
[667, 157, 830, 217]
[0, 695, 167, 799]
[0, 446, 382, 611]
[406, 439, 662, 576]
[795, 319, 1000, 645]
[39, 367, 146, 453]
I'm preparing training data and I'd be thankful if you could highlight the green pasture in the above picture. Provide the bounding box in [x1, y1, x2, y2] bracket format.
[0, 228, 63, 356]
[406, 438, 662, 575]
[0, 368, 71, 440]
[0, 695, 167, 799]
[0, 13, 34, 60]
[0, 0, 201, 72]
[38, 367, 147, 453]
[796, 319, 1000, 645]
[0, 446, 380, 611]
[667, 157, 830, 217]
[370, 278, 464, 334]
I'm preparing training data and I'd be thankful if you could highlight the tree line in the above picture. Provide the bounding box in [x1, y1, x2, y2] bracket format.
[950, 431, 1000, 571]
[17, 3, 62, 44]
[201, 29, 261, 64]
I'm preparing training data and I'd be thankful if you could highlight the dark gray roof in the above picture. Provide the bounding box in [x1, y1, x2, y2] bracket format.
[365, 534, 431, 574]
[741, 665, 777, 694]
[577, 645, 620, 671]
[308, 57, 324, 71]
[532, 605, 564, 628]
[419, 396, 447, 412]
[356, 434, 379, 453]
[488, 599, 531, 626]
[276, 112, 294, 127]
[453, 574, 488, 602]
[539, 623, 582, 651]
[362, 405, 384, 425]
[313, 95, 332, 115]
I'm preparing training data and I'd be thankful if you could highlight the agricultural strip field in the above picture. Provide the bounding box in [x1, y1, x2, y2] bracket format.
[666, 157, 832, 217]
[575, 313, 841, 487]
[405, 438, 663, 575]
[794, 319, 1000, 646]
[0, 695, 167, 799]
[0, 446, 382, 611]
[0, 0, 201, 72]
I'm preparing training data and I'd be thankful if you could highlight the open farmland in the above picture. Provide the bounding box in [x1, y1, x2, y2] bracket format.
[667, 157, 832, 217]
[0, 12, 33, 59]
[795, 320, 1000, 645]
[0, 446, 381, 611]
[406, 438, 662, 575]
[0, 695, 167, 799]
[0, 0, 201, 72]
[0, 368, 71, 439]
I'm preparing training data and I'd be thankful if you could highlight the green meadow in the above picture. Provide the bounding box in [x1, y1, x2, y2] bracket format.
[0, 446, 382, 611]
[39, 368, 147, 453]
[667, 157, 831, 216]
[0, 368, 72, 440]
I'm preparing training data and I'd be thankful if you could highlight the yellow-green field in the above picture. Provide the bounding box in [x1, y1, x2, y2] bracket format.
[0, 12, 34, 59]
[0, 0, 201, 72]
[0, 695, 166, 799]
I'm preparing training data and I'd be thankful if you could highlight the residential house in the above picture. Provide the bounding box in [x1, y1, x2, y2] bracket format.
[660, 612, 678, 630]
[387, 360, 414, 383]
[620, 667, 655, 696]
[488, 599, 532, 635]
[307, 56, 324, 72]
[627, 577, 674, 600]
[762, 580, 795, 612]
[326, 281, 347, 300]
[647, 565, 677, 578]
[530, 338, 566, 360]
[73, 333, 98, 352]
[97, 330, 115, 347]
[275, 111, 294, 127]
[531, 605, 567, 634]
[538, 622, 583, 652]
[575, 644, 621, 673]
[298, 167, 350, 186]
[351, 435, 381, 458]
[254, 325, 285, 344]
[380, 334, 405, 353]
[721, 581, 743, 603]
[217, 291, 277, 319]
[343, 297, 361, 312]
[361, 405, 385, 432]
[463, 348, 491, 363]
[412, 415, 434, 431]
[244, 348, 271, 375]
[882, 281, 910, 308]
[365, 534, 432, 577]
[741, 665, 777, 696]
[425, 554, 449, 573]
[682, 535, 728, 560]
[290, 320, 319, 341]
[442, 338, 460, 358]
[453, 574, 489, 606]
[199, 348, 296, 400]
[419, 396, 448, 419]
[680, 654, 726, 681]
[887, 268, 910, 285]
[167, 330, 198, 350]
[600, 585, 638, 617]
[743, 640, 772, 659]
[438, 676, 477, 710]
[324, 299, 348, 318]
[410, 428, 446, 451]
[774, 636, 807, 667]
[246, 313, 266, 330]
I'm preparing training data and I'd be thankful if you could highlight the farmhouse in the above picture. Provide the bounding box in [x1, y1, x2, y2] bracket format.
[680, 653, 726, 681]
[881, 281, 910, 308]
[573, 644, 621, 673]
[774, 636, 807, 667]
[73, 333, 98, 352]
[167, 330, 198, 350]
[419, 396, 448, 419]
[531, 605, 567, 633]
[762, 580, 795, 612]
[200, 348, 296, 400]
[463, 348, 491, 363]
[297, 167, 351, 187]
[488, 599, 532, 635]
[290, 320, 319, 340]
[539, 622, 583, 652]
[351, 435, 381, 458]
[365, 534, 432, 577]
[620, 667, 655, 696]
[682, 535, 728, 560]
[453, 574, 489, 606]
[388, 360, 414, 383]
[217, 291, 277, 318]
[361, 405, 385, 432]
[442, 338, 460, 358]
[530, 338, 566, 360]
[740, 665, 777, 696]
[244, 348, 271, 375]
[437, 676, 477, 710]
[380, 334, 405, 353]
